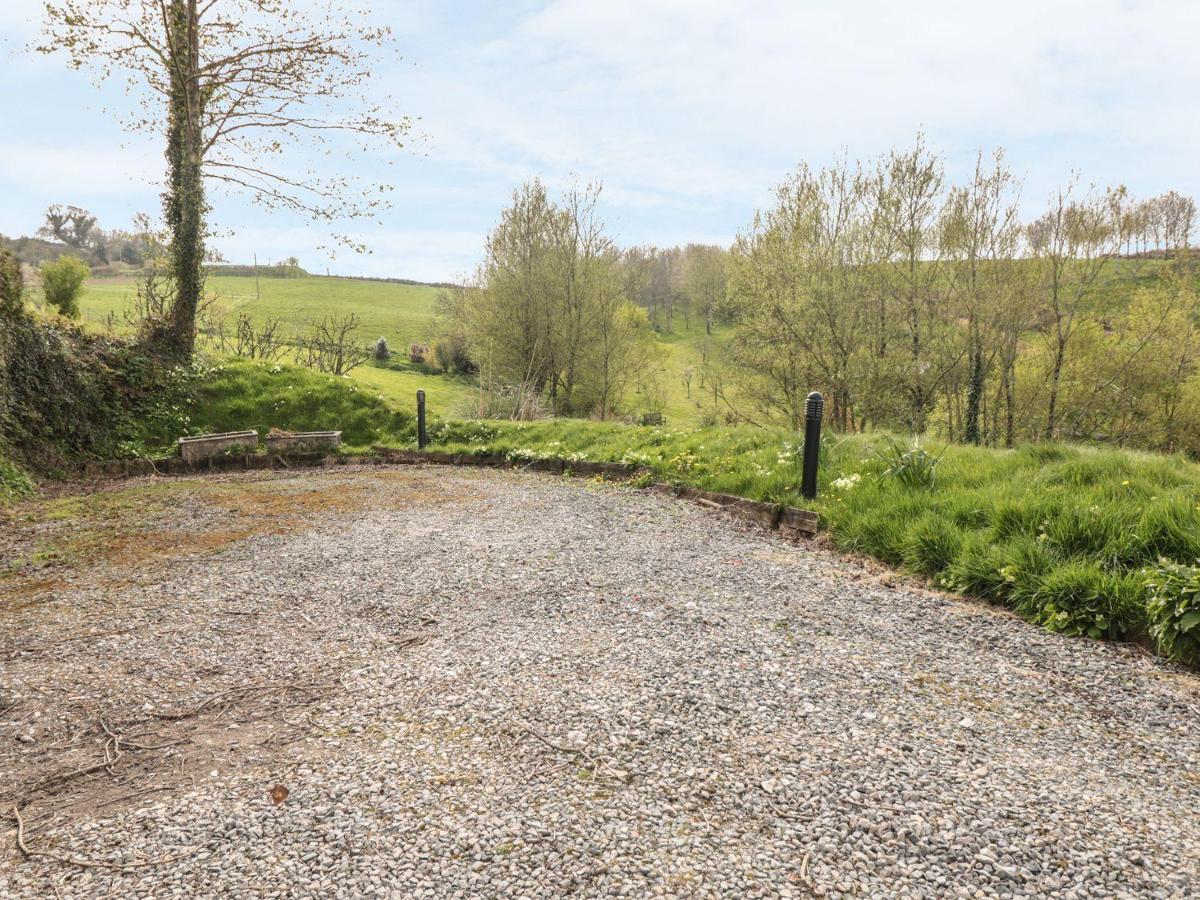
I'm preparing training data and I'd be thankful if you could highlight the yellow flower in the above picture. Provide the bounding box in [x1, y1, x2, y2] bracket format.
[1121, 480, 1130, 486]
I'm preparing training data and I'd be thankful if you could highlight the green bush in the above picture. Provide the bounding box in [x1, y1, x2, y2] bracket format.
[0, 250, 23, 318]
[40, 255, 90, 318]
[0, 450, 35, 504]
[1144, 559, 1200, 665]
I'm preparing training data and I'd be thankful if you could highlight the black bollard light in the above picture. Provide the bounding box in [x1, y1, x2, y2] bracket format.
[417, 389, 428, 450]
[801, 391, 823, 500]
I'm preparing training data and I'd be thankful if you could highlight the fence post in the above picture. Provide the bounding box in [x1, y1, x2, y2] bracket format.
[801, 391, 823, 500]
[417, 390, 428, 450]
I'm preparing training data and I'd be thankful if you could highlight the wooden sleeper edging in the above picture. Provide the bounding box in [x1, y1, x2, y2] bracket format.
[75, 446, 818, 539]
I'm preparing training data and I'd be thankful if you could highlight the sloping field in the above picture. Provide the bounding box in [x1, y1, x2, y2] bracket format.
[77, 274, 725, 425]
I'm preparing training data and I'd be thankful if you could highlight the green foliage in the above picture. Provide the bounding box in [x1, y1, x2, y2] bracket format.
[185, 360, 415, 448]
[40, 255, 90, 318]
[0, 450, 35, 504]
[901, 514, 964, 577]
[874, 437, 945, 489]
[1024, 564, 1139, 640]
[1144, 559, 1200, 665]
[0, 314, 187, 465]
[0, 249, 23, 318]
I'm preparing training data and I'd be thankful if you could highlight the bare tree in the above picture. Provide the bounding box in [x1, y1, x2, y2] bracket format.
[213, 313, 287, 360]
[39, 0, 412, 357]
[296, 313, 371, 376]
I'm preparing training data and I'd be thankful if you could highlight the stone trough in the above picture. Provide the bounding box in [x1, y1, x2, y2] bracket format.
[177, 430, 260, 462]
[266, 431, 343, 455]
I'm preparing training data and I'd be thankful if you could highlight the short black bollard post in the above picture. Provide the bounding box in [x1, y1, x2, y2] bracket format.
[417, 389, 428, 450]
[801, 391, 823, 500]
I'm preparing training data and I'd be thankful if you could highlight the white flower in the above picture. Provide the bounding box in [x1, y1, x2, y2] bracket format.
[831, 473, 862, 490]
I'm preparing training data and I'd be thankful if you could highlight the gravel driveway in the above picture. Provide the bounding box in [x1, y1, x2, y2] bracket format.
[1, 465, 1198, 898]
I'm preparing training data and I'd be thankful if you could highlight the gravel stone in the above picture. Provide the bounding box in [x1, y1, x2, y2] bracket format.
[1, 465, 1198, 898]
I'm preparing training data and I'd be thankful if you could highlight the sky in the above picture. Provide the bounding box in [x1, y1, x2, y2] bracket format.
[1, 0, 1198, 282]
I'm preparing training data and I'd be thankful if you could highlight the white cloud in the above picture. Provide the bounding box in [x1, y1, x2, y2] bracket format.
[4, 0, 1198, 279]
[0, 142, 162, 197]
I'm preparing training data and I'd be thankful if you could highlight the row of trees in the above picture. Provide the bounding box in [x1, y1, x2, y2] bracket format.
[721, 139, 1199, 454]
[441, 180, 664, 420]
[622, 243, 729, 336]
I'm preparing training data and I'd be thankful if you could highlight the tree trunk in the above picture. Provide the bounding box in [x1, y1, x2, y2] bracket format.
[963, 329, 984, 445]
[1044, 336, 1066, 441]
[165, 0, 206, 359]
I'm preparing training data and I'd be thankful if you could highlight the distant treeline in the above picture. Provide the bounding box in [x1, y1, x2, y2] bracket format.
[208, 263, 308, 278]
[329, 274, 461, 290]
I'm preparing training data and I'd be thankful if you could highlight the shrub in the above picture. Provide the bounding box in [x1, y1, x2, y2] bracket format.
[0, 450, 35, 504]
[374, 336, 390, 360]
[0, 250, 23, 318]
[432, 334, 476, 375]
[40, 255, 90, 318]
[1144, 559, 1200, 665]
[409, 342, 429, 365]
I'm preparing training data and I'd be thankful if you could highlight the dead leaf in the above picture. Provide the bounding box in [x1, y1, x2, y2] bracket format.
[269, 784, 289, 805]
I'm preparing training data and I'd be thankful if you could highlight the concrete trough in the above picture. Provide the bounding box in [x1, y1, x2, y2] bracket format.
[178, 430, 260, 463]
[266, 431, 342, 455]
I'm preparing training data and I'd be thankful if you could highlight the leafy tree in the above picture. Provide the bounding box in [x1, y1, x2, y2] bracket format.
[449, 180, 660, 418]
[681, 244, 727, 336]
[38, 204, 99, 250]
[40, 0, 412, 357]
[1027, 180, 1128, 440]
[40, 256, 90, 318]
[938, 151, 1021, 444]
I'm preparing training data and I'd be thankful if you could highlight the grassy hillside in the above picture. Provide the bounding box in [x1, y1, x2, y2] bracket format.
[78, 274, 480, 417]
[77, 273, 727, 426]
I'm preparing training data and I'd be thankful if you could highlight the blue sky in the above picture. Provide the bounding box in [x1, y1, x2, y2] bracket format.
[1, 0, 1198, 281]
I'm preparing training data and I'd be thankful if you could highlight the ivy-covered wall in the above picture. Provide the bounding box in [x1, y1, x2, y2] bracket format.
[0, 314, 192, 472]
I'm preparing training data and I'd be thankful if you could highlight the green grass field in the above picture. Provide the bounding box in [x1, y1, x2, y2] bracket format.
[77, 273, 725, 425]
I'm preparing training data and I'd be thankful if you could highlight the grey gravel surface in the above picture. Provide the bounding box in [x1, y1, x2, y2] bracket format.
[2, 465, 1198, 898]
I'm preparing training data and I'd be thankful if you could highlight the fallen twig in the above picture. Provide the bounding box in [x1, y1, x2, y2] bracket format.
[11, 804, 191, 873]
